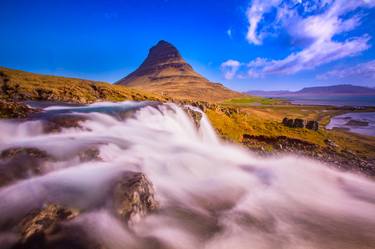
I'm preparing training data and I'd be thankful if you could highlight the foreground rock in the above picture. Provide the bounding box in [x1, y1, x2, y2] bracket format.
[112, 172, 159, 225]
[5, 172, 158, 249]
[0, 148, 49, 187]
[0, 146, 102, 187]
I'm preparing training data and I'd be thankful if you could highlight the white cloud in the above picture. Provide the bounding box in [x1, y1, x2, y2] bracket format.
[246, 0, 282, 45]
[261, 36, 371, 75]
[227, 29, 232, 38]
[317, 60, 375, 80]
[227, 0, 375, 79]
[221, 60, 241, 80]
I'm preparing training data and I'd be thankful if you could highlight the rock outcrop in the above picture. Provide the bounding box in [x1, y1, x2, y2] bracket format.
[282, 117, 319, 131]
[306, 120, 319, 131]
[0, 100, 37, 119]
[116, 40, 244, 102]
[8, 172, 158, 249]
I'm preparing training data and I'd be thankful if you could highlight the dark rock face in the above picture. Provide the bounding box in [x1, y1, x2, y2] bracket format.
[306, 120, 319, 131]
[282, 117, 294, 127]
[282, 117, 319, 131]
[292, 118, 305, 128]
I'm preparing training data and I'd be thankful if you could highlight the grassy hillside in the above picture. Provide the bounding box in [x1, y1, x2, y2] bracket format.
[128, 80, 245, 102]
[0, 67, 163, 103]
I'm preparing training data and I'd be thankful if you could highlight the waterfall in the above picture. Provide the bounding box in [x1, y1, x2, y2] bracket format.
[0, 101, 374, 249]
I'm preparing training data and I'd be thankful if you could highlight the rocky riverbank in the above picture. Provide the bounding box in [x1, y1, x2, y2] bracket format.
[241, 134, 375, 177]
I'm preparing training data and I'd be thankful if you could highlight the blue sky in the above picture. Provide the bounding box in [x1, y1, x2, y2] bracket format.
[0, 0, 375, 91]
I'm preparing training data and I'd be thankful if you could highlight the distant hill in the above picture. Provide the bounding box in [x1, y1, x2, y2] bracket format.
[116, 40, 244, 102]
[0, 67, 162, 104]
[246, 85, 375, 97]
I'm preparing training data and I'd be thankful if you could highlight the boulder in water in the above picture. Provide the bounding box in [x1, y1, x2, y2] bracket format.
[183, 107, 202, 128]
[9, 172, 158, 249]
[112, 172, 159, 225]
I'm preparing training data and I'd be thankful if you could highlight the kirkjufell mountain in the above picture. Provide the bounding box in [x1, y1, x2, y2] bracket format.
[116, 40, 244, 102]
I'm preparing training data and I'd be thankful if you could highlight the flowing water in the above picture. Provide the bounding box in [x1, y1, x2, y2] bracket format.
[0, 101, 375, 249]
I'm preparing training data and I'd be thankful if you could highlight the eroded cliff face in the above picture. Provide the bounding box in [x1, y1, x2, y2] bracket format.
[116, 40, 244, 102]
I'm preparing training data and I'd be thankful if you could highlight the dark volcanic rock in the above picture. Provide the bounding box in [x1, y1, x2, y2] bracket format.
[282, 117, 294, 127]
[306, 120, 319, 131]
[15, 204, 79, 247]
[282, 117, 319, 131]
[292, 118, 305, 128]
[112, 172, 159, 225]
[11, 204, 101, 249]
[8, 172, 158, 249]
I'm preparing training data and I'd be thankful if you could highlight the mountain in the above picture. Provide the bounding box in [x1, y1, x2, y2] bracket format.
[246, 85, 375, 97]
[297, 85, 375, 95]
[116, 40, 244, 102]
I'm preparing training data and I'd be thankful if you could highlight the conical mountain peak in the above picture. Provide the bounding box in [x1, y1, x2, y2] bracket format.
[140, 40, 184, 69]
[116, 40, 244, 101]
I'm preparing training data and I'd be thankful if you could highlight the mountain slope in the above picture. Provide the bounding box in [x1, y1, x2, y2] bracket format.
[0, 67, 162, 103]
[116, 40, 244, 102]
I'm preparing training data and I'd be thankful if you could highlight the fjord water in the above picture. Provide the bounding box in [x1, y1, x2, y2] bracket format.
[279, 95, 375, 107]
[327, 112, 375, 137]
[1, 102, 375, 249]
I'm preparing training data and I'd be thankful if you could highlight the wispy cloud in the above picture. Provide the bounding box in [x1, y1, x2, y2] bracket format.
[227, 29, 232, 39]
[317, 60, 375, 80]
[221, 60, 241, 80]
[224, 0, 375, 80]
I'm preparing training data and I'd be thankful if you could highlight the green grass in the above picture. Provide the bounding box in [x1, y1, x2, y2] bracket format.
[206, 104, 375, 159]
[223, 96, 284, 106]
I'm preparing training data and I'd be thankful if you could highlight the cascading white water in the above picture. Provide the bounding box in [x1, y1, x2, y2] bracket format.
[0, 101, 375, 249]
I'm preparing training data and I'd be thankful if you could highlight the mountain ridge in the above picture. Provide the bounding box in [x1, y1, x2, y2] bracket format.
[246, 84, 375, 97]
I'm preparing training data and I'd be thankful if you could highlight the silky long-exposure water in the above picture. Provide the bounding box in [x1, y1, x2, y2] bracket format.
[0, 101, 375, 249]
